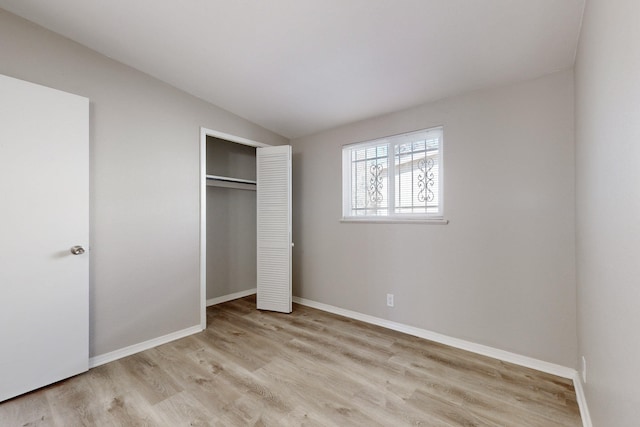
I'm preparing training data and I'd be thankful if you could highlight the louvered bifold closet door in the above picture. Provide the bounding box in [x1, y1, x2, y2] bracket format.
[256, 145, 292, 313]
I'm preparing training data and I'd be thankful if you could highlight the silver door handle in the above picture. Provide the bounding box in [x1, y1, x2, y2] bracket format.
[70, 245, 85, 255]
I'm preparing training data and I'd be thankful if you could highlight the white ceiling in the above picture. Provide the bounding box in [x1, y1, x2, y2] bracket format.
[0, 0, 585, 139]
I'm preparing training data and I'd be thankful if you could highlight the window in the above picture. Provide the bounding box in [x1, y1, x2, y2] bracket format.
[342, 126, 443, 221]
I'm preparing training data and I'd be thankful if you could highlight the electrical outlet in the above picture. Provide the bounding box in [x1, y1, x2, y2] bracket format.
[581, 356, 587, 383]
[386, 293, 394, 307]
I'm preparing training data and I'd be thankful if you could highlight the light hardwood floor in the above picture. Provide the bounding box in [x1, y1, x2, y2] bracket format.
[0, 295, 582, 426]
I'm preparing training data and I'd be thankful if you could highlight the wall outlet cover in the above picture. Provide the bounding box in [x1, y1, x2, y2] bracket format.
[386, 294, 394, 307]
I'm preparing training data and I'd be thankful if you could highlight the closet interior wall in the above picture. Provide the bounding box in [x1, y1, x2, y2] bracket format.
[206, 136, 257, 302]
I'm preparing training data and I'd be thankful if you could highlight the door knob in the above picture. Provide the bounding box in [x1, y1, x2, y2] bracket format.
[70, 245, 85, 255]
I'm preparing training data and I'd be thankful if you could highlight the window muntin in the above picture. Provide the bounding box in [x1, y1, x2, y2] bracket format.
[343, 127, 443, 219]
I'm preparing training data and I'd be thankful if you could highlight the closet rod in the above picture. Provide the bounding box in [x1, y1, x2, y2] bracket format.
[206, 174, 256, 185]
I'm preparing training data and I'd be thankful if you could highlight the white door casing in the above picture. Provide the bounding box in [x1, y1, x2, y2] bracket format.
[0, 74, 89, 402]
[256, 145, 292, 313]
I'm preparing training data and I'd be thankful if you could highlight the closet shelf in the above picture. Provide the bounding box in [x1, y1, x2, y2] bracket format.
[206, 174, 256, 191]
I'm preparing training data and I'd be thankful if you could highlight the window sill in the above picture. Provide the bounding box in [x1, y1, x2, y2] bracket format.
[340, 217, 449, 225]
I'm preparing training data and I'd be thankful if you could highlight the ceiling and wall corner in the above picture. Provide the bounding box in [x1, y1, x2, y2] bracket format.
[0, 0, 585, 139]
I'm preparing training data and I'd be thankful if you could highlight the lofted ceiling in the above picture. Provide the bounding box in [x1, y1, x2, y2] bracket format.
[0, 0, 585, 139]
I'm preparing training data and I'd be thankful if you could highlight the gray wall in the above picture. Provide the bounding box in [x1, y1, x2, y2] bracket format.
[575, 0, 640, 424]
[206, 137, 257, 299]
[0, 9, 287, 357]
[292, 70, 577, 367]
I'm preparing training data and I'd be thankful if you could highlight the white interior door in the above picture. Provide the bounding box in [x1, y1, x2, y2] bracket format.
[0, 74, 89, 402]
[256, 145, 292, 313]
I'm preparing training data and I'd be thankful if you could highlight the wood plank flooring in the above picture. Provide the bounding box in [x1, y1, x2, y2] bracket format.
[0, 295, 582, 426]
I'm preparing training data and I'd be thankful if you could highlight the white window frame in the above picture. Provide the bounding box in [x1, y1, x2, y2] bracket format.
[341, 126, 447, 224]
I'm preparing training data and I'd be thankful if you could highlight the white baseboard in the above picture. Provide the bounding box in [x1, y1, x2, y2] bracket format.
[573, 372, 593, 427]
[89, 325, 202, 368]
[206, 288, 256, 307]
[89, 289, 256, 369]
[292, 296, 576, 379]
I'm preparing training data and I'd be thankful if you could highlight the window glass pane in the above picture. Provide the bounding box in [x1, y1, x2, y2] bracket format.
[393, 135, 440, 214]
[352, 154, 367, 209]
[344, 126, 442, 218]
[349, 142, 388, 216]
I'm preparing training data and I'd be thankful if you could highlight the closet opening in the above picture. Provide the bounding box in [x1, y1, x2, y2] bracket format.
[200, 127, 293, 329]
[199, 128, 269, 329]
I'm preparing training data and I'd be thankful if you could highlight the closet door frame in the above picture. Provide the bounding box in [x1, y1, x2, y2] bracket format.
[199, 127, 270, 329]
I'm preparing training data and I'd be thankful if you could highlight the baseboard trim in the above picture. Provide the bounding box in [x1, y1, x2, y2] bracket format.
[90, 289, 257, 369]
[292, 296, 576, 379]
[206, 288, 257, 307]
[573, 372, 593, 427]
[89, 325, 202, 368]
